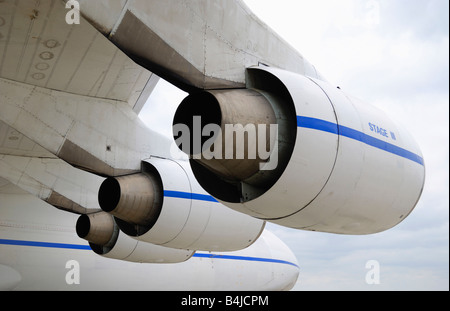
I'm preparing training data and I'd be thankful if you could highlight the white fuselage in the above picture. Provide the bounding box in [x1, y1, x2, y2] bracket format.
[0, 186, 299, 291]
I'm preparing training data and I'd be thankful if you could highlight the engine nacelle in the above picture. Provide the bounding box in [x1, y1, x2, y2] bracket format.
[98, 157, 265, 251]
[173, 66, 425, 234]
[76, 212, 194, 263]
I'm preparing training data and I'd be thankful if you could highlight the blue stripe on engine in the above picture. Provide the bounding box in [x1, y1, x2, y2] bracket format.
[0, 239, 298, 268]
[296, 115, 339, 135]
[193, 253, 299, 268]
[297, 116, 424, 166]
[163, 190, 218, 202]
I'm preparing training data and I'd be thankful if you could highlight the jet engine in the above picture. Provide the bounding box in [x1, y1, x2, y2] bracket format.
[76, 212, 194, 263]
[173, 66, 425, 234]
[96, 157, 265, 252]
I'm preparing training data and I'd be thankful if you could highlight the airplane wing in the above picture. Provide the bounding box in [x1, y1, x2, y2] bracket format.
[0, 0, 166, 176]
[0, 1, 291, 290]
[0, 0, 158, 114]
[72, 0, 322, 92]
[0, 0, 425, 291]
[0, 0, 160, 207]
[0, 123, 103, 214]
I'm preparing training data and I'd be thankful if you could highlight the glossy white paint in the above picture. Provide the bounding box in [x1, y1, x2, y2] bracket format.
[292, 78, 425, 233]
[100, 229, 194, 264]
[0, 185, 299, 290]
[234, 68, 339, 219]
[136, 157, 265, 251]
[218, 67, 425, 234]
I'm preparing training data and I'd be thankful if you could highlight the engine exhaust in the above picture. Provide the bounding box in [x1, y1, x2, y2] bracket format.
[98, 173, 163, 228]
[173, 89, 278, 183]
[173, 88, 296, 202]
[76, 212, 118, 251]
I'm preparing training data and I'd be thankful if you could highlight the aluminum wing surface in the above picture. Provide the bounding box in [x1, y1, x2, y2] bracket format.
[0, 0, 158, 114]
[72, 0, 322, 92]
[0, 0, 158, 213]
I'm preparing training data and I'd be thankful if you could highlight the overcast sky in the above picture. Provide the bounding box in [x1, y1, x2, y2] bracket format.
[140, 0, 449, 291]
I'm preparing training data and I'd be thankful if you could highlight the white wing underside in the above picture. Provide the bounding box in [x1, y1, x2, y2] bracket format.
[0, 0, 159, 212]
[0, 0, 158, 114]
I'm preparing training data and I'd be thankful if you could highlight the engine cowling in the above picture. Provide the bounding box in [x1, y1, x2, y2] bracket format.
[76, 212, 194, 263]
[173, 66, 425, 234]
[97, 157, 265, 251]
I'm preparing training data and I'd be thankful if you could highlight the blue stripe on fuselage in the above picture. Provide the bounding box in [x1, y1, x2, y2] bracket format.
[0, 239, 298, 268]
